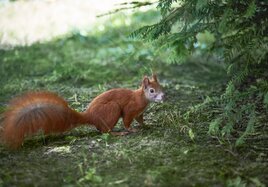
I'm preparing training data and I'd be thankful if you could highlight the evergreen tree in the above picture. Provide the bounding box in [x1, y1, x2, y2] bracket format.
[132, 0, 268, 145]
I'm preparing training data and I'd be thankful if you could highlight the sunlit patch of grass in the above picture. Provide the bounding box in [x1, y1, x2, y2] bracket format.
[0, 0, 139, 47]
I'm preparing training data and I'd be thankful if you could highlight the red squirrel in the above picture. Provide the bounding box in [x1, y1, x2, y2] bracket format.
[0, 74, 164, 148]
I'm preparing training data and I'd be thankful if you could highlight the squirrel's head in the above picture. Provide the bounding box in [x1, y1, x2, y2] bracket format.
[142, 73, 165, 103]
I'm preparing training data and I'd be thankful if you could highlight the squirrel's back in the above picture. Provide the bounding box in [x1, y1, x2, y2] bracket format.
[0, 92, 83, 148]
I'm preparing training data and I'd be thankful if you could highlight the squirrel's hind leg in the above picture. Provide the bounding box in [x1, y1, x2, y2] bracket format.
[91, 102, 121, 133]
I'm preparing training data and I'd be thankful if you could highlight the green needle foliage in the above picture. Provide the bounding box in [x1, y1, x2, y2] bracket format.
[131, 0, 268, 145]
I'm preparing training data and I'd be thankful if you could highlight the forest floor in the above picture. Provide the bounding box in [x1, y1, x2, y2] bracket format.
[0, 4, 267, 187]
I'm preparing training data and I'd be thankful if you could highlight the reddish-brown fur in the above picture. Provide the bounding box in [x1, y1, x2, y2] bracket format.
[0, 92, 84, 148]
[0, 75, 163, 148]
[83, 88, 149, 133]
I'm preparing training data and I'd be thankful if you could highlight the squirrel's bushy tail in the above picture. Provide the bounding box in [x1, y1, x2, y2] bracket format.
[0, 92, 85, 148]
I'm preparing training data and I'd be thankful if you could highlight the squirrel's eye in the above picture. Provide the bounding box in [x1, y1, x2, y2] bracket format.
[149, 88, 155, 93]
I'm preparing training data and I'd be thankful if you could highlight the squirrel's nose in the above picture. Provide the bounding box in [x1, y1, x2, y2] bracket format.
[161, 93, 165, 101]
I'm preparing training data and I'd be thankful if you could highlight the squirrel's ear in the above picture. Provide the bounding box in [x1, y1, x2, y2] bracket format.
[152, 73, 158, 82]
[142, 76, 150, 89]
